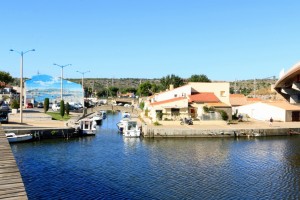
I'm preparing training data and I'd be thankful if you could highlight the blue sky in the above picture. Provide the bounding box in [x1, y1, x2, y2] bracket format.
[1, 0, 300, 81]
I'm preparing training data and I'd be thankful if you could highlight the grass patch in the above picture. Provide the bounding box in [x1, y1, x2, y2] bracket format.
[47, 112, 71, 121]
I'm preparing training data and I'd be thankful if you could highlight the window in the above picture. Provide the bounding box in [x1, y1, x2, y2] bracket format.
[174, 94, 177, 97]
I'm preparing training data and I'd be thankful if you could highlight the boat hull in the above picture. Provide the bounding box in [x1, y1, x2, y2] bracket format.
[6, 133, 33, 143]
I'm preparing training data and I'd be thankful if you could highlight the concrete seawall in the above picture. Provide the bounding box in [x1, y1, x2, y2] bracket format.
[142, 125, 300, 137]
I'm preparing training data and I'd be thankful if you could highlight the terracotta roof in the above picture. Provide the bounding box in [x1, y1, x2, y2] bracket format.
[206, 102, 231, 107]
[246, 97, 262, 102]
[150, 97, 186, 106]
[230, 94, 247, 106]
[263, 101, 300, 111]
[188, 93, 220, 103]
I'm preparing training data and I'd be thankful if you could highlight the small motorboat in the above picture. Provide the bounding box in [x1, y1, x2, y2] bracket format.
[122, 120, 141, 138]
[91, 113, 103, 125]
[99, 110, 107, 119]
[75, 118, 97, 136]
[117, 118, 131, 133]
[5, 132, 33, 143]
[116, 112, 132, 132]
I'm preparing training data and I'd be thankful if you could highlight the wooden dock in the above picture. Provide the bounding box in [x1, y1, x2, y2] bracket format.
[0, 127, 28, 199]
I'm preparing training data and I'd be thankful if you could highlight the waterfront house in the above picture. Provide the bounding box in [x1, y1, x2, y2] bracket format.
[145, 82, 232, 122]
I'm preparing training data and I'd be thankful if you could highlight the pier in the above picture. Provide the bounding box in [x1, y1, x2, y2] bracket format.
[0, 126, 28, 199]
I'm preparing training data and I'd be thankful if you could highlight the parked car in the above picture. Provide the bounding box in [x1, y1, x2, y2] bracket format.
[0, 103, 10, 111]
[26, 103, 33, 108]
[37, 102, 44, 108]
[0, 111, 8, 123]
[52, 103, 60, 111]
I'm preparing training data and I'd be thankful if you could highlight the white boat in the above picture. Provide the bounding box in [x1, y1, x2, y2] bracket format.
[91, 113, 103, 125]
[76, 118, 97, 136]
[122, 112, 131, 119]
[117, 117, 131, 132]
[122, 120, 141, 137]
[5, 132, 33, 143]
[116, 112, 132, 132]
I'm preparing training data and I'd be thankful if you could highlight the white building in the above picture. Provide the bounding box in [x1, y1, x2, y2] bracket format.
[145, 82, 231, 121]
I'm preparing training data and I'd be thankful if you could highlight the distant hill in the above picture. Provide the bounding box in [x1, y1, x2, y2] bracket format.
[12, 77, 279, 97]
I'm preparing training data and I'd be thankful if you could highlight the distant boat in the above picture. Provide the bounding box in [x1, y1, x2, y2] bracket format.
[99, 110, 107, 119]
[75, 118, 96, 136]
[122, 120, 141, 138]
[91, 113, 103, 125]
[5, 133, 33, 143]
[116, 112, 132, 132]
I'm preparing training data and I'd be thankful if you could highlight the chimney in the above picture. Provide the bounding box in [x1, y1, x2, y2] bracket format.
[169, 84, 174, 90]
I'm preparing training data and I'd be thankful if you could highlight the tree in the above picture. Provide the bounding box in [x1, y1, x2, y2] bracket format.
[137, 81, 152, 96]
[44, 98, 49, 113]
[0, 71, 14, 88]
[188, 74, 211, 82]
[60, 100, 65, 117]
[160, 74, 184, 90]
[65, 102, 70, 116]
[108, 86, 119, 97]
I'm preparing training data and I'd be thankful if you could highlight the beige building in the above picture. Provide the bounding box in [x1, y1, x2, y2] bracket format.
[145, 82, 232, 122]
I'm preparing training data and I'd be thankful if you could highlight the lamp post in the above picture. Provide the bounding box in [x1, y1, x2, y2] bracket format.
[53, 63, 71, 101]
[77, 70, 90, 113]
[10, 49, 35, 123]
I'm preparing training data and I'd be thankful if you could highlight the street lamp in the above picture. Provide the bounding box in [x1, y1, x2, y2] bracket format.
[53, 63, 71, 101]
[10, 49, 35, 123]
[77, 70, 90, 113]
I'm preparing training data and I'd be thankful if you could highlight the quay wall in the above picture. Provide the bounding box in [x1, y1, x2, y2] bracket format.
[3, 127, 77, 140]
[142, 125, 300, 138]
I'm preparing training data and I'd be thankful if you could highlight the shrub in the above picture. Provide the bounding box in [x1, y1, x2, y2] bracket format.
[203, 105, 209, 113]
[139, 101, 145, 110]
[60, 100, 65, 117]
[145, 108, 149, 117]
[65, 102, 70, 116]
[153, 121, 161, 126]
[218, 110, 229, 121]
[11, 99, 19, 109]
[44, 98, 49, 113]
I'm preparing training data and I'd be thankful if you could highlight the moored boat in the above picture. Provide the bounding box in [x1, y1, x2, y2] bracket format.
[91, 113, 103, 125]
[116, 112, 132, 132]
[75, 118, 97, 136]
[99, 110, 107, 119]
[5, 132, 33, 143]
[122, 120, 141, 137]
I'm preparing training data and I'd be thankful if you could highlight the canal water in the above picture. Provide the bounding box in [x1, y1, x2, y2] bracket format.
[10, 112, 300, 199]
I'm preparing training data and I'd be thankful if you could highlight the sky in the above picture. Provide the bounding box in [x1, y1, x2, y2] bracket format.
[1, 0, 300, 81]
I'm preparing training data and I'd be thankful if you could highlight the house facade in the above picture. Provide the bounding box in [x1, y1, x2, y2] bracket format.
[145, 82, 231, 122]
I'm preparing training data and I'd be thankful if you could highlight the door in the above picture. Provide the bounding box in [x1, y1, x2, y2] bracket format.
[292, 111, 300, 121]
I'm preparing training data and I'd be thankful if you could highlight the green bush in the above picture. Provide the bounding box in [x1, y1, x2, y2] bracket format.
[11, 99, 19, 109]
[139, 101, 145, 110]
[218, 110, 229, 121]
[65, 102, 70, 116]
[60, 100, 65, 117]
[153, 121, 161, 126]
[44, 98, 49, 113]
[145, 108, 149, 117]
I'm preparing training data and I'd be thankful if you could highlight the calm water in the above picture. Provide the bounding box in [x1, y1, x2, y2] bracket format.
[10, 112, 300, 199]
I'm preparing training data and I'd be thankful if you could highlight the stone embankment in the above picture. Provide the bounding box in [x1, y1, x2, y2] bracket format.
[141, 119, 300, 138]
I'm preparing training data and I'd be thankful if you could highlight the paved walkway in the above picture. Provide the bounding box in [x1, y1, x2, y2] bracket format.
[2, 109, 81, 128]
[4, 108, 300, 131]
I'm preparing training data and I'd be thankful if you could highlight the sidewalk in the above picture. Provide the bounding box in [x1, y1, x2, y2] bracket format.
[2, 109, 81, 128]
